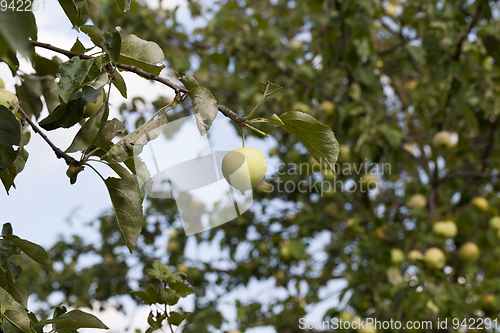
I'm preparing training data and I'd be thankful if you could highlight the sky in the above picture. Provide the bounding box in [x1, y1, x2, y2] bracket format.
[0, 0, 348, 331]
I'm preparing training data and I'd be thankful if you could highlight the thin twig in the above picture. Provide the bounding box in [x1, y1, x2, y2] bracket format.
[30, 40, 245, 124]
[453, 4, 482, 60]
[19, 107, 77, 166]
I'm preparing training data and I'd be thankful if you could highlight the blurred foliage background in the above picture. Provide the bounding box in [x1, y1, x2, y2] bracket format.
[15, 0, 500, 332]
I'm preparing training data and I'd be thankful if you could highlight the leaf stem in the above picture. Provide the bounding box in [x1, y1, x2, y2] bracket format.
[243, 123, 269, 138]
[84, 162, 106, 182]
[244, 81, 270, 120]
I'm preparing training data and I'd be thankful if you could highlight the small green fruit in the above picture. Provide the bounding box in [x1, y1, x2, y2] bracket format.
[407, 249, 423, 262]
[338, 144, 351, 163]
[426, 300, 440, 314]
[472, 196, 489, 211]
[459, 242, 480, 262]
[222, 147, 267, 192]
[84, 90, 104, 117]
[358, 323, 377, 333]
[408, 194, 427, 209]
[433, 220, 457, 238]
[424, 247, 446, 269]
[338, 311, 354, 323]
[319, 100, 335, 114]
[390, 248, 405, 265]
[362, 174, 378, 190]
[433, 130, 454, 149]
[0, 89, 19, 114]
[292, 101, 310, 113]
[489, 216, 500, 230]
[167, 240, 181, 252]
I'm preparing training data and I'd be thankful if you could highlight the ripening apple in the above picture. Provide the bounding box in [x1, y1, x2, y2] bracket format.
[407, 194, 427, 209]
[358, 323, 377, 333]
[177, 263, 188, 273]
[472, 196, 489, 211]
[338, 144, 351, 163]
[424, 247, 446, 269]
[222, 147, 267, 192]
[433, 220, 457, 239]
[489, 216, 500, 230]
[459, 242, 480, 262]
[390, 248, 405, 266]
[386, 4, 397, 16]
[484, 294, 495, 310]
[402, 143, 414, 154]
[407, 249, 423, 262]
[319, 100, 335, 114]
[292, 101, 310, 113]
[84, 90, 104, 117]
[362, 174, 378, 190]
[0, 89, 20, 115]
[280, 241, 291, 260]
[426, 300, 440, 314]
[433, 130, 455, 149]
[338, 311, 354, 323]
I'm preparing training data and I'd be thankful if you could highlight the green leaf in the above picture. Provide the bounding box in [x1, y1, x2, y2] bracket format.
[176, 72, 199, 90]
[92, 118, 126, 152]
[114, 0, 131, 12]
[40, 76, 60, 113]
[267, 111, 339, 170]
[65, 102, 108, 153]
[0, 10, 37, 58]
[169, 281, 194, 298]
[4, 236, 53, 271]
[70, 38, 86, 54]
[81, 25, 104, 47]
[167, 312, 185, 326]
[255, 81, 285, 98]
[2, 223, 13, 236]
[34, 55, 60, 77]
[38, 98, 86, 131]
[104, 177, 144, 252]
[0, 268, 29, 307]
[0, 239, 16, 257]
[131, 285, 159, 305]
[119, 32, 165, 75]
[81, 0, 101, 24]
[58, 0, 85, 29]
[159, 288, 178, 305]
[102, 114, 167, 163]
[57, 56, 94, 103]
[6, 259, 21, 282]
[0, 106, 21, 169]
[112, 70, 127, 98]
[15, 74, 43, 119]
[190, 87, 218, 136]
[53, 310, 109, 331]
[378, 124, 403, 148]
[0, 287, 30, 333]
[102, 31, 122, 63]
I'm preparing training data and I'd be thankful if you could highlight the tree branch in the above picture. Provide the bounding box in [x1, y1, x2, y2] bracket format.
[30, 40, 246, 123]
[19, 107, 78, 166]
[453, 4, 482, 60]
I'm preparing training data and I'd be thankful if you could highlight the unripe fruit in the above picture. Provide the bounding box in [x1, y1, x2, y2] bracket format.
[84, 90, 104, 117]
[222, 147, 267, 192]
[292, 101, 310, 113]
[177, 263, 188, 273]
[319, 100, 335, 114]
[407, 249, 423, 262]
[484, 294, 495, 310]
[167, 239, 181, 252]
[424, 247, 446, 269]
[0, 78, 4, 89]
[459, 242, 480, 262]
[402, 143, 414, 154]
[338, 144, 350, 163]
[489, 216, 500, 230]
[362, 174, 378, 190]
[390, 248, 405, 266]
[433, 130, 454, 149]
[408, 194, 427, 209]
[472, 196, 489, 211]
[386, 4, 397, 16]
[426, 300, 440, 314]
[433, 220, 457, 239]
[280, 243, 291, 260]
[0, 89, 20, 114]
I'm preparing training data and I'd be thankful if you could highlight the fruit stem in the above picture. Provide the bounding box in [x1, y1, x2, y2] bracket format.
[243, 123, 269, 138]
[240, 124, 245, 147]
[243, 81, 270, 120]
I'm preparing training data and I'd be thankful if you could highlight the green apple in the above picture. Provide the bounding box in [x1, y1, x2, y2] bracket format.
[426, 300, 440, 314]
[433, 130, 454, 149]
[177, 263, 188, 273]
[407, 194, 427, 209]
[338, 144, 351, 163]
[290, 40, 303, 50]
[292, 101, 310, 113]
[322, 168, 336, 181]
[407, 249, 423, 262]
[433, 220, 457, 238]
[489, 216, 500, 230]
[459, 242, 480, 262]
[390, 248, 405, 265]
[402, 143, 414, 154]
[280, 243, 291, 260]
[319, 100, 335, 114]
[338, 311, 354, 323]
[424, 247, 446, 269]
[0, 88, 20, 115]
[472, 196, 489, 211]
[170, 229, 179, 238]
[167, 239, 181, 252]
[0, 78, 4, 89]
[222, 147, 267, 192]
[386, 3, 397, 16]
[362, 174, 378, 190]
[484, 294, 495, 310]
[84, 90, 104, 117]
